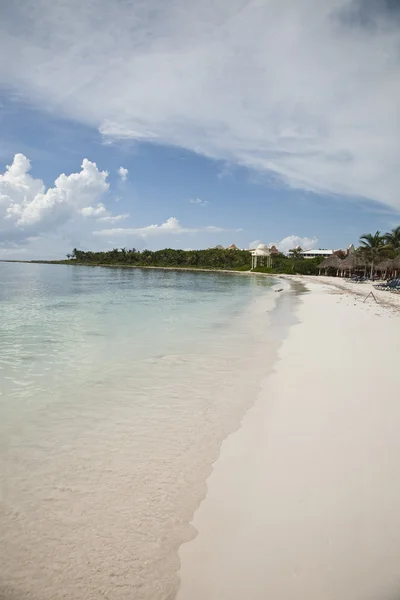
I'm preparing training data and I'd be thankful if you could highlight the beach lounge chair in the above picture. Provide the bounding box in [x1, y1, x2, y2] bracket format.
[376, 278, 400, 292]
[390, 279, 400, 293]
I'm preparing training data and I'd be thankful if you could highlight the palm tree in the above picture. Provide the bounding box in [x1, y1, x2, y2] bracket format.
[385, 226, 400, 254]
[71, 248, 84, 261]
[289, 247, 303, 260]
[288, 247, 303, 272]
[359, 231, 386, 278]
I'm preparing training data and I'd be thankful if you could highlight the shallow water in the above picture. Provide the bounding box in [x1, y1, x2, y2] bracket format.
[0, 263, 290, 600]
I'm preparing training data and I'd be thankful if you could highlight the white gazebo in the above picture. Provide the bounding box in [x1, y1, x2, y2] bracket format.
[250, 244, 272, 269]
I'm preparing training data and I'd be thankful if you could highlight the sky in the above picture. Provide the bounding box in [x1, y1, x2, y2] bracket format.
[0, 0, 399, 259]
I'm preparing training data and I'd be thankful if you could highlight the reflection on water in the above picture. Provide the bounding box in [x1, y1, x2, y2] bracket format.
[0, 263, 289, 600]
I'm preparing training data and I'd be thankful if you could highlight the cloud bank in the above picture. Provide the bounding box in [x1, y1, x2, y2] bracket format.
[0, 0, 399, 209]
[0, 154, 235, 250]
[0, 154, 125, 245]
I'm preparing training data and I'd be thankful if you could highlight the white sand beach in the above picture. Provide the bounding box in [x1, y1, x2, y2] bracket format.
[289, 275, 400, 312]
[177, 278, 400, 600]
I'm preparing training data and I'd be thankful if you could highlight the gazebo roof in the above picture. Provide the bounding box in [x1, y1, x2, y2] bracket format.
[251, 248, 269, 256]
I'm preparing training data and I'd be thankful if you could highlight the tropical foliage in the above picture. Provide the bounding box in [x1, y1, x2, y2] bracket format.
[69, 247, 252, 270]
[385, 226, 400, 252]
[288, 247, 303, 260]
[68, 247, 326, 274]
[358, 231, 387, 277]
[253, 255, 323, 275]
[354, 227, 399, 275]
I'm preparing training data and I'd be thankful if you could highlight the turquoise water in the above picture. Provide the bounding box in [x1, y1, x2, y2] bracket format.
[0, 263, 283, 600]
[1, 264, 273, 410]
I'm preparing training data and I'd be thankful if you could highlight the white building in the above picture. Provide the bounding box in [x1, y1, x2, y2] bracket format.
[297, 249, 334, 259]
[288, 245, 355, 259]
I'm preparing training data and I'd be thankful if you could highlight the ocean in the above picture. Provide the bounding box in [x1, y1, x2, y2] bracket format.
[0, 262, 291, 600]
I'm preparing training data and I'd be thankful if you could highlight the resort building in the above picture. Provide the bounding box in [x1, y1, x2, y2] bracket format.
[288, 244, 355, 260]
[302, 249, 334, 259]
[288, 248, 334, 259]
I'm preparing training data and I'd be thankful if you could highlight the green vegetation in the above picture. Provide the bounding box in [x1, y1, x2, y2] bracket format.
[384, 226, 400, 253]
[356, 227, 400, 276]
[253, 254, 323, 275]
[358, 231, 388, 277]
[65, 247, 325, 275]
[68, 247, 252, 270]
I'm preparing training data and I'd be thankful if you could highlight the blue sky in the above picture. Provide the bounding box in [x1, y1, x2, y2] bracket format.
[0, 0, 399, 259]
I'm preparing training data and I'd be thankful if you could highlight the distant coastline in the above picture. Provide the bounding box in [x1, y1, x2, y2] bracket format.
[0, 247, 324, 276]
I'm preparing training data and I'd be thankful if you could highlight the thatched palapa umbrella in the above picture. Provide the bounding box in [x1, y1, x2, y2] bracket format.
[392, 255, 400, 276]
[374, 258, 393, 279]
[318, 255, 342, 276]
[337, 253, 367, 277]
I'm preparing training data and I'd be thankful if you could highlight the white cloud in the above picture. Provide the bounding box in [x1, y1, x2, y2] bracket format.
[118, 166, 128, 182]
[249, 240, 261, 249]
[93, 216, 241, 237]
[81, 204, 108, 218]
[0, 154, 124, 244]
[97, 213, 129, 223]
[273, 235, 318, 254]
[100, 121, 157, 142]
[189, 198, 208, 206]
[0, 1, 399, 209]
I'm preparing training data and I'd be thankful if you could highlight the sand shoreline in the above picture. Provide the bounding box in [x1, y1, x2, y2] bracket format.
[282, 274, 400, 313]
[176, 278, 400, 600]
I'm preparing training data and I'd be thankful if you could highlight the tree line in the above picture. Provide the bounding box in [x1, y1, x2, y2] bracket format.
[68, 247, 253, 270]
[67, 246, 325, 275]
[66, 226, 400, 276]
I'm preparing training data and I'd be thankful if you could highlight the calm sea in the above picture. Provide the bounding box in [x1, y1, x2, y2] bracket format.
[0, 263, 289, 600]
